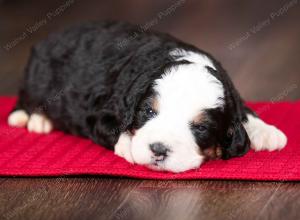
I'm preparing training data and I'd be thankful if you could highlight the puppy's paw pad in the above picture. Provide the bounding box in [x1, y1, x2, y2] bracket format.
[8, 110, 29, 128]
[27, 114, 53, 134]
[250, 125, 287, 152]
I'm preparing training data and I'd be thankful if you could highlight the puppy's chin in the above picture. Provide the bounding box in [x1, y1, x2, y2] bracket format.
[140, 154, 204, 173]
[146, 157, 204, 173]
[146, 163, 165, 171]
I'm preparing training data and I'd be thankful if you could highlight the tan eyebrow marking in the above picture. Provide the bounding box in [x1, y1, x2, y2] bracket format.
[192, 113, 204, 124]
[151, 97, 160, 112]
[202, 146, 223, 160]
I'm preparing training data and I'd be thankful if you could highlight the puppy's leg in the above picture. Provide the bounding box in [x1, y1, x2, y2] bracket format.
[8, 110, 29, 128]
[114, 132, 134, 163]
[27, 113, 53, 134]
[243, 113, 287, 151]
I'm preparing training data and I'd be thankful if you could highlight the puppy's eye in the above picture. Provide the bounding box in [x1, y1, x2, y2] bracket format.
[193, 124, 208, 132]
[144, 107, 157, 118]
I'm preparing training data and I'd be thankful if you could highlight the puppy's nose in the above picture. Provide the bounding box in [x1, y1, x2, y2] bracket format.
[149, 142, 169, 157]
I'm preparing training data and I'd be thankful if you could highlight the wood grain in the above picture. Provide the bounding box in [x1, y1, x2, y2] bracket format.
[0, 178, 300, 220]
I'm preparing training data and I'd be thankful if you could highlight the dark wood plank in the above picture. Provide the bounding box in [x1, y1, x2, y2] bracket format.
[0, 178, 300, 220]
[0, 177, 142, 220]
[113, 180, 300, 220]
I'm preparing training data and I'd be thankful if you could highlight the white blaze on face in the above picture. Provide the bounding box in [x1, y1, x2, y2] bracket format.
[131, 50, 225, 173]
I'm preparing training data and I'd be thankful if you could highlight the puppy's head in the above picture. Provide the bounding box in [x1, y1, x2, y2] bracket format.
[91, 50, 250, 173]
[128, 52, 250, 172]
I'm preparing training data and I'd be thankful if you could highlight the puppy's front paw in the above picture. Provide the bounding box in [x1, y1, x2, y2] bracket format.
[114, 132, 134, 164]
[244, 114, 287, 152]
[27, 114, 53, 134]
[8, 110, 29, 128]
[249, 124, 287, 152]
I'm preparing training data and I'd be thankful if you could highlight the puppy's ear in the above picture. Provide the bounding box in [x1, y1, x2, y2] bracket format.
[86, 108, 123, 150]
[221, 121, 250, 160]
[205, 64, 251, 159]
[86, 49, 173, 148]
[86, 69, 162, 148]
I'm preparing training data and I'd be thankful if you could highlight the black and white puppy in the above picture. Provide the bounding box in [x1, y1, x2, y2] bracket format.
[8, 21, 287, 173]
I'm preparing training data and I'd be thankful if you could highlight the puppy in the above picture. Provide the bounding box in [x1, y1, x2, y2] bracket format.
[8, 21, 287, 173]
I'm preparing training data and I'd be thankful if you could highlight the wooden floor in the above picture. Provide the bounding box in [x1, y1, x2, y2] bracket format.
[0, 178, 300, 220]
[0, 0, 299, 219]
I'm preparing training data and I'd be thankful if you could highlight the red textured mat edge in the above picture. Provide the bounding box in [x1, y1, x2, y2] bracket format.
[0, 97, 299, 181]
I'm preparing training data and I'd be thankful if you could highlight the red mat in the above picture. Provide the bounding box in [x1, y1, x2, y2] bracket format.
[0, 97, 299, 181]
